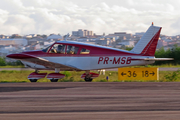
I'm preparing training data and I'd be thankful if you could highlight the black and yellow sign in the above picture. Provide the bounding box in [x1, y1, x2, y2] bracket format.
[118, 68, 159, 80]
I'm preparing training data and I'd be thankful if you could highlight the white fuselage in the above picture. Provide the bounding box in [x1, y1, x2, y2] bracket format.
[21, 55, 155, 70]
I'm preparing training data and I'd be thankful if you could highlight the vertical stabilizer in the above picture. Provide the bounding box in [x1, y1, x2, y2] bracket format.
[131, 24, 162, 56]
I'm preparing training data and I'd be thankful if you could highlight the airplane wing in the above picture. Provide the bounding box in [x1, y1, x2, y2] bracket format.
[130, 58, 174, 61]
[7, 53, 81, 71]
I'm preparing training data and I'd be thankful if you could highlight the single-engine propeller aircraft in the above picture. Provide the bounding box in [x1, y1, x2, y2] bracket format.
[7, 23, 173, 82]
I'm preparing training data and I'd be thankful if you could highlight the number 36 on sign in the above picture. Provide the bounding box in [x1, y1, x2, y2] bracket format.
[118, 68, 159, 81]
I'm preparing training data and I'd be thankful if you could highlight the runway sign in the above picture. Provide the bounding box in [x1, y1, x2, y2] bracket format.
[118, 68, 159, 81]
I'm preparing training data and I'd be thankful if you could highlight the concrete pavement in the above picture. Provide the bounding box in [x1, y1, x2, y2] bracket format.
[0, 82, 180, 120]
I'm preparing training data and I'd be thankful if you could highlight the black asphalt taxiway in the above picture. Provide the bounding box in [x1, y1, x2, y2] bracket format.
[0, 82, 180, 120]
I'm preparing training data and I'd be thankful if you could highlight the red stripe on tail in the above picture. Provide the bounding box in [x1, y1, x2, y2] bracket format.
[141, 28, 161, 56]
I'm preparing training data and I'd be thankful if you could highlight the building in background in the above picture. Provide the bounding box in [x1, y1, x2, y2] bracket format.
[95, 37, 116, 46]
[0, 39, 27, 46]
[72, 29, 93, 37]
[47, 34, 63, 40]
[108, 32, 132, 40]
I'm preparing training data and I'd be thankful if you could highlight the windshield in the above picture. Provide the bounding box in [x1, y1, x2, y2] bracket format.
[42, 45, 51, 53]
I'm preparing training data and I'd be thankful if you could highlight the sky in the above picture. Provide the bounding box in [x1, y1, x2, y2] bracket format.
[0, 0, 180, 36]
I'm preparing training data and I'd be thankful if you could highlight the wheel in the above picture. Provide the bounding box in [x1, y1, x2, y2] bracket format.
[50, 79, 58, 82]
[84, 77, 93, 82]
[29, 79, 37, 82]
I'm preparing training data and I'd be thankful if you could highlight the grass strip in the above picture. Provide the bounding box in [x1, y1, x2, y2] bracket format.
[0, 70, 180, 82]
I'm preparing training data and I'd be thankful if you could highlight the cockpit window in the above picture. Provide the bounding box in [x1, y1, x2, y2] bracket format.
[66, 45, 79, 54]
[49, 44, 66, 54]
[80, 48, 90, 54]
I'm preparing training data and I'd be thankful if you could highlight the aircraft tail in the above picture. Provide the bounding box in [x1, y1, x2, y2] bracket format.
[131, 23, 162, 56]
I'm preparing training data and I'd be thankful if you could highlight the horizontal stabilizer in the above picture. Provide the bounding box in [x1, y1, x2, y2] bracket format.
[130, 58, 174, 61]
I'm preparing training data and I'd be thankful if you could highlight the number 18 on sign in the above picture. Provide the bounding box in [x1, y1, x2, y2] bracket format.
[118, 68, 159, 81]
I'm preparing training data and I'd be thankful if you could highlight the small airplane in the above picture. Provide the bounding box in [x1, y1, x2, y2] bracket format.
[6, 23, 173, 82]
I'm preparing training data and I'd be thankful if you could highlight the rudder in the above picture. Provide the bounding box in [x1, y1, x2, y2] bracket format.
[131, 24, 162, 56]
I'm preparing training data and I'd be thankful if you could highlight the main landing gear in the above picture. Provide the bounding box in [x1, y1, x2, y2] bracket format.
[46, 73, 65, 82]
[49, 78, 58, 82]
[28, 69, 65, 82]
[29, 79, 38, 82]
[81, 71, 99, 82]
[28, 69, 99, 82]
[28, 70, 47, 82]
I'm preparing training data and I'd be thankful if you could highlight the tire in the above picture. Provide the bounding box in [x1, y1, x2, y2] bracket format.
[29, 79, 37, 82]
[50, 79, 58, 82]
[84, 77, 93, 82]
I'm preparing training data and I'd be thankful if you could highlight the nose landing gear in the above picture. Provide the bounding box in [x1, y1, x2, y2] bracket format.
[81, 71, 99, 82]
[84, 76, 93, 82]
[47, 73, 65, 82]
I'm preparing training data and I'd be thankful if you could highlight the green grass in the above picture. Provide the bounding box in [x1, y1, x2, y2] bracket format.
[0, 65, 25, 68]
[1, 70, 180, 83]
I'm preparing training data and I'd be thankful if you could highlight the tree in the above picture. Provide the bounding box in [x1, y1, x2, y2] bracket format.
[154, 45, 180, 65]
[0, 57, 6, 66]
